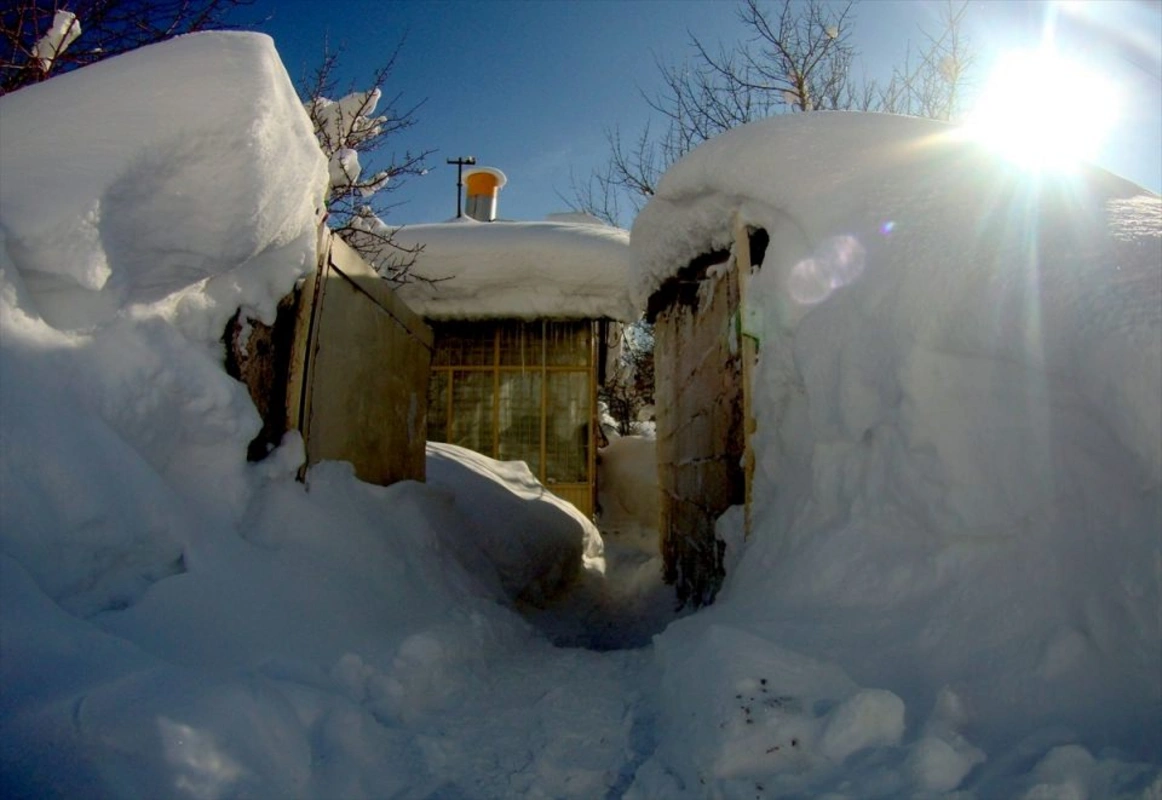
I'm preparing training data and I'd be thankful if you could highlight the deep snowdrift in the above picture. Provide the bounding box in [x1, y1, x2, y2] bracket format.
[0, 31, 330, 616]
[426, 441, 605, 605]
[630, 112, 1161, 797]
[0, 33, 609, 800]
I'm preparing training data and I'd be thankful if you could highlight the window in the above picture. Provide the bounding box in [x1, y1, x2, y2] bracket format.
[428, 320, 595, 509]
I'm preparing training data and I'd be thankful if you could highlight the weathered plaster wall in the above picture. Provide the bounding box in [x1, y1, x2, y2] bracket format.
[228, 231, 433, 488]
[294, 234, 433, 486]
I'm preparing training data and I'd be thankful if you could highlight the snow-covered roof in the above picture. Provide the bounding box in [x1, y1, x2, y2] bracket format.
[630, 111, 1154, 309]
[392, 217, 636, 322]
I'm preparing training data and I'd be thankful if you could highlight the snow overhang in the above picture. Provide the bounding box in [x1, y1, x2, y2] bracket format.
[629, 111, 1149, 313]
[0, 31, 329, 331]
[630, 113, 970, 310]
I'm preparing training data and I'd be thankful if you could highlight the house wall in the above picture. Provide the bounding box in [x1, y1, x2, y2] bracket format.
[290, 234, 433, 486]
[653, 260, 746, 608]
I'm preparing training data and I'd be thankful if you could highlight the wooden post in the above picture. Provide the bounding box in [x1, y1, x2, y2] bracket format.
[588, 320, 599, 520]
[492, 326, 501, 458]
[733, 214, 759, 539]
[539, 320, 549, 487]
[288, 226, 333, 482]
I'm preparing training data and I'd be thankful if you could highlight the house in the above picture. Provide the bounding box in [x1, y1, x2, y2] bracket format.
[629, 111, 1160, 608]
[393, 169, 637, 516]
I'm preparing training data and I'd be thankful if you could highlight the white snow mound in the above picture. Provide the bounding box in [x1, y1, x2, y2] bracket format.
[0, 31, 328, 331]
[0, 33, 602, 800]
[631, 111, 1161, 794]
[426, 442, 604, 605]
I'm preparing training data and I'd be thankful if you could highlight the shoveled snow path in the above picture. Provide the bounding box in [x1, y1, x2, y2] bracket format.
[403, 640, 659, 799]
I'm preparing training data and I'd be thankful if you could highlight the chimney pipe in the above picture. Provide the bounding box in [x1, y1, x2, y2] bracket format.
[463, 167, 507, 221]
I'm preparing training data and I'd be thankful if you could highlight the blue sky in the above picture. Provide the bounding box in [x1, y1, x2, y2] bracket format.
[243, 0, 1161, 226]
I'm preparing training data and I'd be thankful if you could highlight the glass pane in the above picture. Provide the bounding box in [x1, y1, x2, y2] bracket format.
[497, 371, 542, 477]
[498, 320, 544, 367]
[433, 321, 495, 367]
[545, 321, 591, 366]
[427, 370, 449, 442]
[545, 371, 590, 483]
[450, 370, 495, 456]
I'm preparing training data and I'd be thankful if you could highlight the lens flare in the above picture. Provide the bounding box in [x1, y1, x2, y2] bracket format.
[789, 235, 866, 305]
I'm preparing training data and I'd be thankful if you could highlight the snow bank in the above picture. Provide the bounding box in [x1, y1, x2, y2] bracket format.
[651, 625, 907, 786]
[1, 448, 542, 798]
[597, 434, 660, 552]
[4, 32, 1156, 798]
[426, 442, 604, 605]
[0, 31, 328, 332]
[630, 112, 1161, 794]
[0, 31, 329, 616]
[391, 217, 637, 321]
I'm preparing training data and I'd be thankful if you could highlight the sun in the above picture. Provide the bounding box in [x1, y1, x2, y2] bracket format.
[964, 48, 1121, 172]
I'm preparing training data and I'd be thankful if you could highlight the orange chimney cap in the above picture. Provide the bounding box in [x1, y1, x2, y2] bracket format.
[464, 166, 508, 195]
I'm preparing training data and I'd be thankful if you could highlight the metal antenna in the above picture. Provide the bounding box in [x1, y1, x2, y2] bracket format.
[446, 156, 477, 218]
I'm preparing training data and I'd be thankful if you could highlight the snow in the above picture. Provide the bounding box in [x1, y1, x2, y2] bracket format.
[1, 33, 1158, 800]
[630, 112, 1161, 795]
[0, 30, 327, 332]
[391, 217, 638, 321]
[31, 10, 81, 72]
[426, 441, 604, 605]
[597, 433, 660, 552]
[307, 88, 392, 199]
[0, 33, 646, 800]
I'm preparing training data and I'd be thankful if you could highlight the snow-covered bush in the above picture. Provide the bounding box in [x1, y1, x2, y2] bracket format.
[300, 43, 432, 283]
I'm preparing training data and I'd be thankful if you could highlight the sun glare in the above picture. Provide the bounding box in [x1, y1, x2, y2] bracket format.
[965, 49, 1120, 172]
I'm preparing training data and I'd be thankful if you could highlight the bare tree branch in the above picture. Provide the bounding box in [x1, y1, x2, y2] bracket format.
[300, 39, 435, 284]
[1, 0, 257, 95]
[600, 320, 655, 437]
[566, 0, 974, 226]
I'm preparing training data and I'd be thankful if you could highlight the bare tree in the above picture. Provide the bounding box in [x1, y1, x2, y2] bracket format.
[1, 0, 255, 95]
[862, 0, 973, 121]
[684, 0, 857, 117]
[600, 320, 656, 437]
[561, 123, 666, 227]
[300, 40, 435, 283]
[569, 0, 973, 224]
